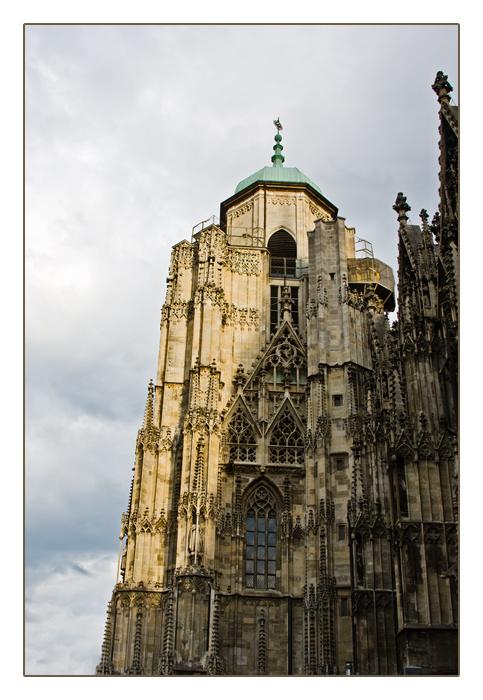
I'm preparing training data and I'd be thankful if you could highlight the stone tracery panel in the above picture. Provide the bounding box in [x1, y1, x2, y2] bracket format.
[268, 407, 304, 465]
[224, 248, 260, 276]
[227, 406, 257, 463]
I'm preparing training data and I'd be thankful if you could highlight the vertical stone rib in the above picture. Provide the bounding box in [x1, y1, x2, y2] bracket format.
[207, 585, 223, 675]
[258, 609, 267, 675]
[126, 608, 144, 675]
[158, 586, 174, 675]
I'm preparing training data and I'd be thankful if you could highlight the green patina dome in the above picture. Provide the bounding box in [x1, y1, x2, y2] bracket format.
[234, 130, 322, 195]
[235, 165, 323, 195]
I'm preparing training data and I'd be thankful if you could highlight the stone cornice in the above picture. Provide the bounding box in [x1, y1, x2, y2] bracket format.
[220, 181, 338, 228]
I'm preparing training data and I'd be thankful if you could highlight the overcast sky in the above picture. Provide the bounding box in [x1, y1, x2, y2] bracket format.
[24, 22, 460, 678]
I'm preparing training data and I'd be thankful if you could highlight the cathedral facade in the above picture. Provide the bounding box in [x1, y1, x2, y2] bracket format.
[97, 72, 458, 676]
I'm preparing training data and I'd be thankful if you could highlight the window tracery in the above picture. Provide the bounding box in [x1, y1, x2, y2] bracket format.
[263, 327, 306, 391]
[245, 487, 277, 589]
[268, 407, 304, 465]
[227, 406, 257, 463]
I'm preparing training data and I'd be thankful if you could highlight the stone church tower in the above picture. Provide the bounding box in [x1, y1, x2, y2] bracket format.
[97, 73, 458, 676]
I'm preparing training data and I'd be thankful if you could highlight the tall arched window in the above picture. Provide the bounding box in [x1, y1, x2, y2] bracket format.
[268, 230, 297, 277]
[245, 487, 277, 589]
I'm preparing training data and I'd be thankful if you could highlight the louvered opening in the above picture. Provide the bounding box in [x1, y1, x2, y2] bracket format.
[268, 230, 297, 277]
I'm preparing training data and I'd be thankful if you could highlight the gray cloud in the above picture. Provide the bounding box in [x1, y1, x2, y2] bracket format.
[70, 563, 92, 576]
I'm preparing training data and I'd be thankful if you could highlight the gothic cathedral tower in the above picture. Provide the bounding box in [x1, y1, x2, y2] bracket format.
[97, 74, 458, 676]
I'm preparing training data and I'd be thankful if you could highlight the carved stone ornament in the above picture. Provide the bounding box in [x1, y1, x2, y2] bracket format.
[224, 248, 260, 276]
[222, 302, 260, 329]
[232, 201, 253, 218]
[309, 202, 330, 221]
[353, 590, 374, 612]
[399, 522, 421, 545]
[432, 71, 453, 103]
[269, 196, 296, 206]
[393, 192, 411, 222]
[170, 242, 196, 274]
[424, 522, 443, 543]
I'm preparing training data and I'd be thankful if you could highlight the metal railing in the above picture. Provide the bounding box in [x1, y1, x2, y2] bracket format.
[270, 257, 296, 278]
[347, 257, 394, 291]
[269, 257, 308, 279]
[192, 215, 221, 239]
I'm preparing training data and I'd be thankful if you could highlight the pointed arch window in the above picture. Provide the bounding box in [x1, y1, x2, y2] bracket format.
[245, 487, 277, 589]
[268, 407, 304, 465]
[268, 230, 297, 278]
[227, 406, 257, 463]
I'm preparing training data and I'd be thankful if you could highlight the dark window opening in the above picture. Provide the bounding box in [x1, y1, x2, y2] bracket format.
[340, 598, 349, 617]
[246, 487, 277, 589]
[338, 524, 346, 541]
[333, 395, 343, 407]
[268, 230, 297, 278]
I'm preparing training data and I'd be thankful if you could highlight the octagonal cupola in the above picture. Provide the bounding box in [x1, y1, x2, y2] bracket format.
[220, 123, 338, 259]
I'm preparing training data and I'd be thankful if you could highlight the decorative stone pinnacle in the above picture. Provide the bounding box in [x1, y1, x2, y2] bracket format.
[420, 209, 429, 227]
[393, 192, 411, 222]
[143, 379, 154, 429]
[432, 71, 453, 104]
[233, 364, 247, 390]
[430, 211, 440, 241]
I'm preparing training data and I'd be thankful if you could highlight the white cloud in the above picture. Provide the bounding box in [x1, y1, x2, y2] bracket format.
[25, 553, 118, 675]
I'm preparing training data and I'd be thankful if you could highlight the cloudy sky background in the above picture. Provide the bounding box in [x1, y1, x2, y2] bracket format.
[22, 20, 465, 682]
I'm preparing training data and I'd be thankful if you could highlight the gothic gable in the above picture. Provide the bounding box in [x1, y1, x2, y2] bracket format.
[245, 320, 307, 392]
[266, 400, 305, 467]
[223, 399, 260, 464]
[394, 429, 414, 460]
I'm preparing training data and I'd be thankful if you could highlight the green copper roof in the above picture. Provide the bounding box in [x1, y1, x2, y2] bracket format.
[234, 129, 322, 195]
[235, 165, 322, 195]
